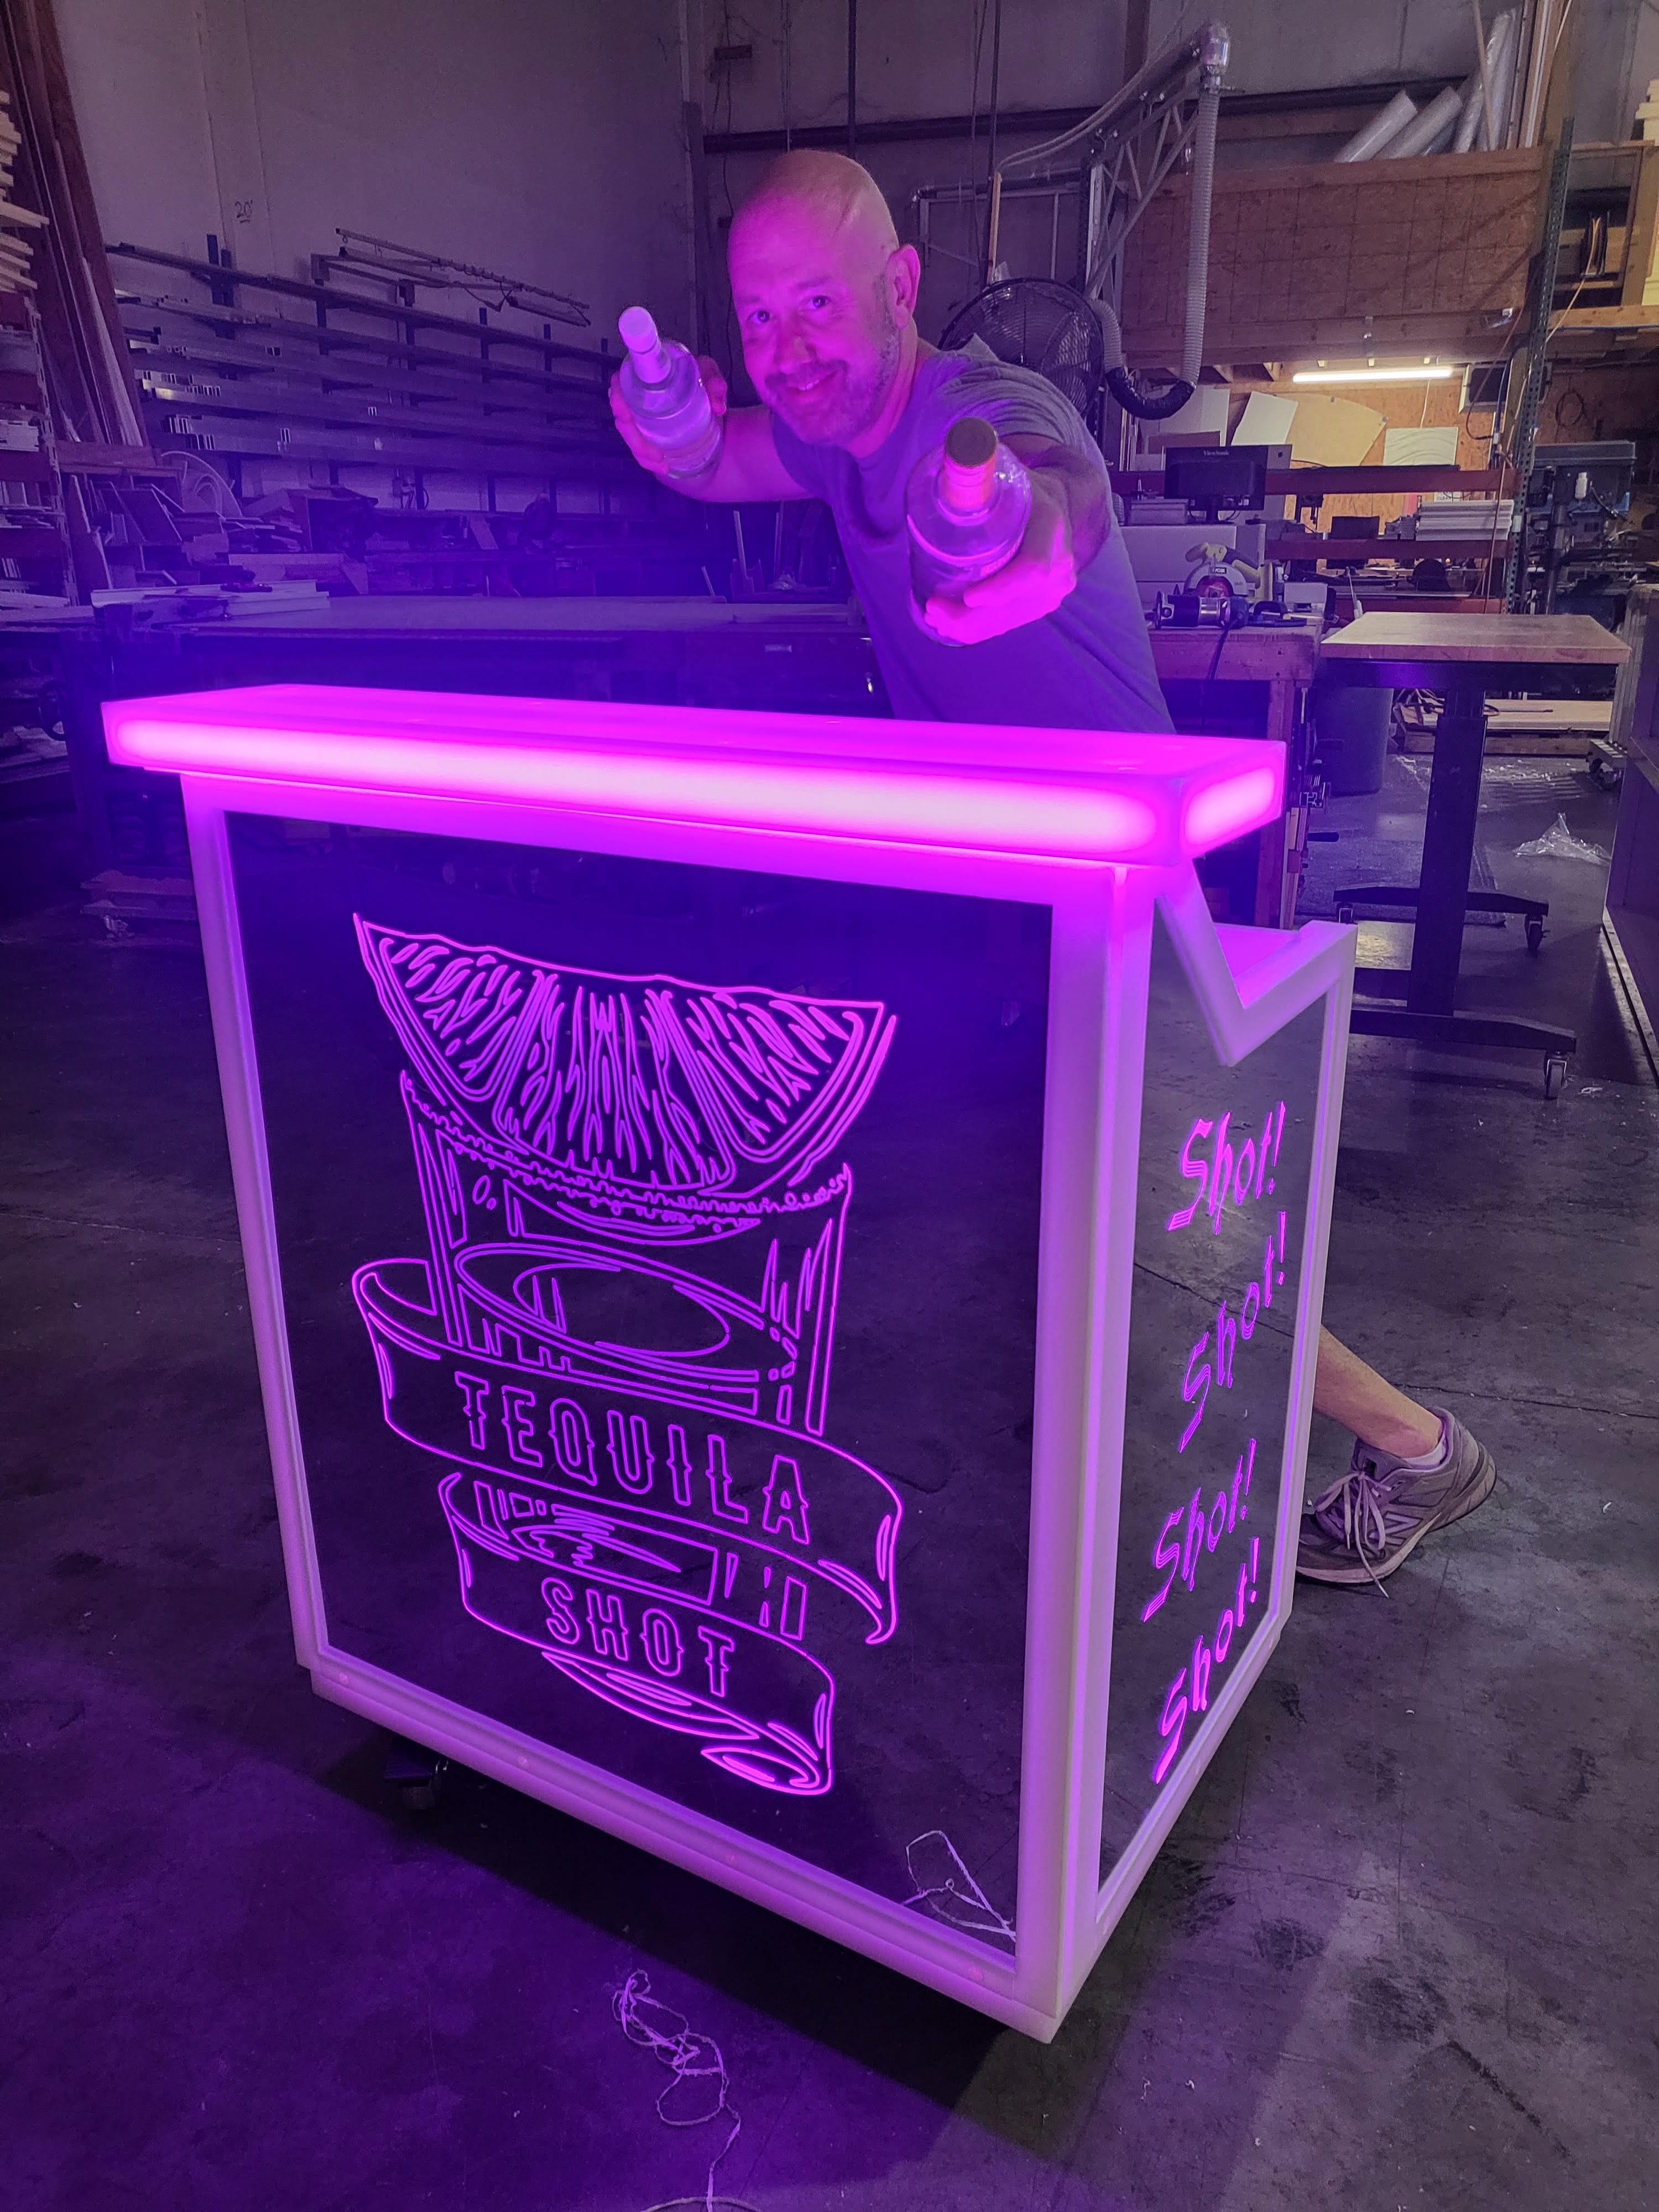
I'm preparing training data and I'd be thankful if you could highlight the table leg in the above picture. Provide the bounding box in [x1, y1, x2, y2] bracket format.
[1406, 676, 1484, 1015]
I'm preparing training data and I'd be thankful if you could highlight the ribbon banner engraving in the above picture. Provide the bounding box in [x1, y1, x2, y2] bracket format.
[351, 920, 902, 1797]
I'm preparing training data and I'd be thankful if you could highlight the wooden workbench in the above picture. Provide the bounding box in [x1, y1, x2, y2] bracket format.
[1149, 621, 1319, 927]
[1320, 612, 1629, 669]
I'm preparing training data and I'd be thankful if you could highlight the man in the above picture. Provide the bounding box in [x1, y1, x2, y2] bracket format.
[611, 150, 1494, 1587]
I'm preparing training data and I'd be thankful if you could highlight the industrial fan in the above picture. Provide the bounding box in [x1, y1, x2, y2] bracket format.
[940, 276, 1196, 422]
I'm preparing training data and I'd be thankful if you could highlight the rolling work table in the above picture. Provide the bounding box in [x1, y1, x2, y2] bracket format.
[1319, 612, 1629, 1092]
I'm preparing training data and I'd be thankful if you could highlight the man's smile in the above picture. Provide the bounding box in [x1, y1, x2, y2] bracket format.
[769, 362, 842, 405]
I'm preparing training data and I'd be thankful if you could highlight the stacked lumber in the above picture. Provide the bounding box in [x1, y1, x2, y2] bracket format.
[0, 89, 47, 292]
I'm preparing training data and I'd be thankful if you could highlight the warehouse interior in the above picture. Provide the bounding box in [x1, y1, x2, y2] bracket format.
[3, 2, 1659, 2206]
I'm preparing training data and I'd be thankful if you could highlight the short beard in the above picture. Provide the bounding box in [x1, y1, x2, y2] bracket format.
[773, 285, 902, 447]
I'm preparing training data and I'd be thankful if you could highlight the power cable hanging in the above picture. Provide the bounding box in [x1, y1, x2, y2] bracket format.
[846, 0, 857, 155]
[985, 0, 1004, 215]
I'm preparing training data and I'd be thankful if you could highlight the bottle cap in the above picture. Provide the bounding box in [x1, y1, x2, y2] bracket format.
[618, 305, 661, 356]
[940, 416, 999, 516]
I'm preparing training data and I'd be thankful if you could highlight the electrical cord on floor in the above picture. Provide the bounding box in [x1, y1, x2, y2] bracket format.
[614, 1970, 760, 2212]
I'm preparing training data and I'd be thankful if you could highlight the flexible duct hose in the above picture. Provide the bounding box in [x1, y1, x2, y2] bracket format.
[1099, 66, 1220, 419]
[1181, 76, 1220, 388]
[1101, 308, 1194, 420]
[1103, 365, 1194, 418]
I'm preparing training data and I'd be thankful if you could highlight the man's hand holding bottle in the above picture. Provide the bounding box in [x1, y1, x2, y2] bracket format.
[608, 308, 726, 482]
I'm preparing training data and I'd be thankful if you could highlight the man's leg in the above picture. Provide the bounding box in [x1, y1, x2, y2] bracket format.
[1312, 1327, 1441, 1459]
[1300, 1327, 1495, 1587]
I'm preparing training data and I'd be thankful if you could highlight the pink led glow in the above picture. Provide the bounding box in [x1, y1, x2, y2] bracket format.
[352, 922, 904, 1799]
[1180, 765, 1282, 852]
[1150, 1531, 1262, 1786]
[102, 686, 1284, 867]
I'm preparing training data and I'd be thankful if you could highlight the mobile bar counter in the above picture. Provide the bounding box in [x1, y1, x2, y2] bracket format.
[106, 685, 1354, 2040]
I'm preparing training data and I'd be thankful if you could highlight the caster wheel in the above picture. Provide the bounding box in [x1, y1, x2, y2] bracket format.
[1543, 1054, 1568, 1100]
[1589, 759, 1623, 792]
[384, 1736, 450, 1813]
[1525, 916, 1545, 954]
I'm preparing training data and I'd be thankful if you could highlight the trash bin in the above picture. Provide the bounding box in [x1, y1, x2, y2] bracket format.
[1314, 680, 1391, 796]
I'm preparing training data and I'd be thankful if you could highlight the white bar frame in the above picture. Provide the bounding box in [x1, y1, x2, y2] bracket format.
[181, 766, 1352, 2042]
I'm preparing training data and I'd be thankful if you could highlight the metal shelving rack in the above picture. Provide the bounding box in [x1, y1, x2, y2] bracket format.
[0, 288, 71, 601]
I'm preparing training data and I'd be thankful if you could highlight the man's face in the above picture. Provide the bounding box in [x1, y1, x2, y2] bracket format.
[729, 200, 905, 447]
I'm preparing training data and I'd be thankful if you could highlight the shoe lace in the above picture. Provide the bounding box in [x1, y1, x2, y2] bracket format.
[1309, 1457, 1405, 1595]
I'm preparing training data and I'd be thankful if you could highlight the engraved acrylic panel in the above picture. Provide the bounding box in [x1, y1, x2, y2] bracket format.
[1100, 913, 1324, 1881]
[228, 816, 1048, 1949]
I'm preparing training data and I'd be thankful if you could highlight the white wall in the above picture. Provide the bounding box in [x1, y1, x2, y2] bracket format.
[56, 0, 695, 346]
[700, 0, 1128, 136]
[1143, 0, 1474, 97]
[693, 0, 1130, 350]
[1574, 0, 1659, 143]
[1147, 0, 1659, 147]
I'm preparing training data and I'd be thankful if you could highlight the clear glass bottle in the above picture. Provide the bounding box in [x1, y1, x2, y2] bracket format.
[617, 306, 722, 479]
[905, 415, 1032, 630]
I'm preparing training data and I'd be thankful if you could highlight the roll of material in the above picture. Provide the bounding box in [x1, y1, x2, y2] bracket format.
[1486, 8, 1521, 148]
[1383, 84, 1466, 157]
[1334, 90, 1418, 163]
[1454, 69, 1485, 153]
[1458, 8, 1522, 149]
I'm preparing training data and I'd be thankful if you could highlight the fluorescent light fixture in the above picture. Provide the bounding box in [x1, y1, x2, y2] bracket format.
[1290, 364, 1456, 387]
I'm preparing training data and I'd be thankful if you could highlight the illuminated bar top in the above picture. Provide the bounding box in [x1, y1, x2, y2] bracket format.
[103, 683, 1282, 870]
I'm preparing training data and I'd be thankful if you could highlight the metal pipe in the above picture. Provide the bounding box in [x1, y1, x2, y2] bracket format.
[986, 14, 1229, 261]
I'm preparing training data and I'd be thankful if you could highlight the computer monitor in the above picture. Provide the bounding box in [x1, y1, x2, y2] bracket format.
[1164, 444, 1268, 520]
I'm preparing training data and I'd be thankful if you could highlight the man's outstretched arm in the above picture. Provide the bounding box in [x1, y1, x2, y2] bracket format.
[609, 353, 808, 504]
[920, 432, 1111, 647]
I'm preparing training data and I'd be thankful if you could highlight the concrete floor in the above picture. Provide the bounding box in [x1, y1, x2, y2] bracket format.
[3, 760, 1656, 2212]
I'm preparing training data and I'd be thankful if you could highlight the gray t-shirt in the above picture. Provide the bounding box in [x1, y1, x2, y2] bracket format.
[771, 342, 1170, 734]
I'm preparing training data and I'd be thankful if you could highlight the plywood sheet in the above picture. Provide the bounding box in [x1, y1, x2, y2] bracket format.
[1383, 424, 1460, 465]
[1121, 148, 1545, 364]
[1287, 392, 1385, 466]
[1232, 391, 1298, 445]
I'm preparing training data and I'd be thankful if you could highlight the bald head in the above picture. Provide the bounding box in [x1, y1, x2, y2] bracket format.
[728, 153, 920, 452]
[731, 151, 899, 260]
